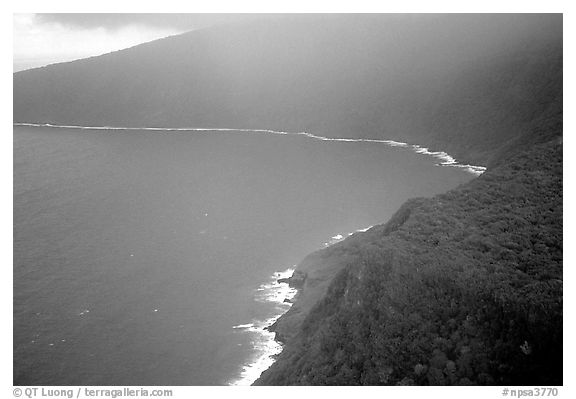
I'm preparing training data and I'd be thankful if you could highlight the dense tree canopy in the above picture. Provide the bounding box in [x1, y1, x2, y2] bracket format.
[256, 139, 562, 385]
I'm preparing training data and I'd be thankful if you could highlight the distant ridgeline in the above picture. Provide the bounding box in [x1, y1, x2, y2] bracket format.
[13, 14, 562, 385]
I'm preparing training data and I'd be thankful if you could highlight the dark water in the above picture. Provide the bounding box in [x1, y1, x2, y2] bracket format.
[13, 126, 474, 385]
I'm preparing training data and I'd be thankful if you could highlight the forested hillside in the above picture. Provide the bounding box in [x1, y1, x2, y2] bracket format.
[13, 14, 562, 385]
[14, 14, 561, 165]
[256, 136, 562, 385]
[255, 48, 563, 383]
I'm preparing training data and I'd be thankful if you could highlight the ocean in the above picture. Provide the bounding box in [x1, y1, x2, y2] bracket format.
[13, 125, 477, 385]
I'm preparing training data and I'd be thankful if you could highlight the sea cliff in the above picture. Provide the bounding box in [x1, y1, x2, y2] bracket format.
[12, 14, 562, 386]
[255, 135, 562, 385]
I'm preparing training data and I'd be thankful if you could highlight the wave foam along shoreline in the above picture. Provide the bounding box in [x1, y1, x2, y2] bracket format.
[231, 224, 378, 385]
[323, 225, 374, 247]
[228, 268, 297, 386]
[14, 123, 486, 176]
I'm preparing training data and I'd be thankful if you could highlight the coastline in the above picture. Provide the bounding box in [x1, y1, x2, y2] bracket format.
[253, 140, 562, 385]
[15, 122, 487, 384]
[14, 123, 486, 177]
[227, 268, 298, 386]
[228, 224, 376, 386]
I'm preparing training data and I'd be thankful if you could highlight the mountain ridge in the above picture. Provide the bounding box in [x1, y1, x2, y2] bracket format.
[13, 14, 563, 385]
[256, 136, 562, 385]
[14, 14, 562, 166]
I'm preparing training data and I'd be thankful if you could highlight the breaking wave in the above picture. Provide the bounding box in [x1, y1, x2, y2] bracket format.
[14, 123, 486, 176]
[228, 223, 377, 385]
[228, 268, 297, 386]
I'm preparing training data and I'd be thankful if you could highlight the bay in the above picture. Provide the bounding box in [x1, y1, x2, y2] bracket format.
[13, 125, 474, 385]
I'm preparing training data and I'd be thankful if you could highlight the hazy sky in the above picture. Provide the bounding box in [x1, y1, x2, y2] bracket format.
[13, 14, 261, 72]
[12, 12, 564, 73]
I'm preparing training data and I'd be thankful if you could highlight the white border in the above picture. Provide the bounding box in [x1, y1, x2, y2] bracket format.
[4, 3, 573, 398]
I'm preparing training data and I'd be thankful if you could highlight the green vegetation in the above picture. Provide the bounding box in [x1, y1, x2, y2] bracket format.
[256, 139, 562, 385]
